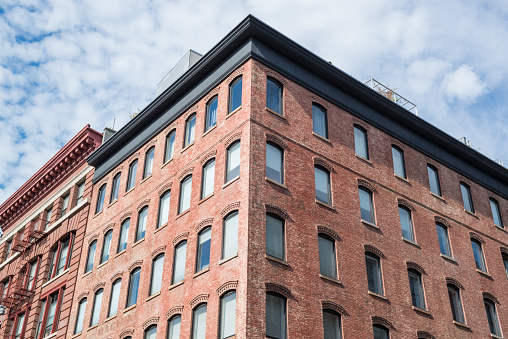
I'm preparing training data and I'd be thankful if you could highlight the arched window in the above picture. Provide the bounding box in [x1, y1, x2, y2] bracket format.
[178, 175, 192, 214]
[126, 159, 138, 192]
[503, 253, 508, 278]
[150, 253, 165, 296]
[460, 182, 474, 213]
[315, 165, 331, 205]
[118, 218, 130, 253]
[145, 325, 157, 339]
[184, 113, 196, 148]
[447, 283, 464, 323]
[85, 240, 97, 273]
[157, 190, 171, 229]
[359, 187, 374, 224]
[392, 146, 406, 179]
[110, 172, 121, 203]
[205, 95, 218, 132]
[436, 223, 452, 257]
[192, 303, 207, 339]
[408, 269, 425, 310]
[427, 165, 441, 196]
[354, 125, 368, 160]
[484, 298, 502, 336]
[471, 238, 487, 272]
[100, 230, 113, 264]
[228, 76, 242, 113]
[172, 241, 187, 285]
[266, 78, 283, 114]
[136, 206, 148, 242]
[167, 315, 181, 339]
[219, 291, 236, 339]
[318, 234, 337, 279]
[323, 309, 341, 339]
[74, 298, 87, 334]
[196, 227, 211, 272]
[399, 205, 415, 242]
[201, 159, 215, 199]
[373, 324, 389, 339]
[266, 143, 283, 184]
[222, 211, 238, 260]
[226, 141, 241, 183]
[164, 130, 176, 162]
[90, 288, 103, 326]
[266, 292, 286, 339]
[490, 198, 503, 228]
[143, 146, 155, 179]
[96, 184, 106, 214]
[108, 278, 121, 318]
[365, 252, 383, 295]
[266, 213, 285, 260]
[126, 267, 141, 308]
[312, 103, 328, 139]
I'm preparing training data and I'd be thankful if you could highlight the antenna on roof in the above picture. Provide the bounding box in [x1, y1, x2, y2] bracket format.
[459, 137, 473, 148]
[495, 159, 504, 166]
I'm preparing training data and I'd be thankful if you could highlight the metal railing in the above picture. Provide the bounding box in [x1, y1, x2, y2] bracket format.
[365, 78, 417, 115]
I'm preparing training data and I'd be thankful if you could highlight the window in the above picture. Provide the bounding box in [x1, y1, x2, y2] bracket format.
[157, 190, 171, 228]
[136, 206, 148, 242]
[315, 166, 331, 205]
[471, 239, 487, 272]
[143, 147, 155, 179]
[484, 298, 502, 336]
[266, 78, 283, 114]
[460, 182, 474, 213]
[312, 103, 328, 139]
[366, 252, 383, 295]
[118, 218, 130, 253]
[222, 211, 238, 260]
[126, 267, 141, 308]
[266, 292, 286, 339]
[359, 187, 374, 223]
[95, 184, 106, 214]
[108, 278, 121, 318]
[503, 254, 508, 279]
[167, 315, 181, 339]
[399, 205, 415, 241]
[490, 198, 503, 228]
[101, 230, 113, 264]
[1, 277, 11, 299]
[196, 228, 211, 272]
[184, 113, 196, 148]
[40, 288, 65, 338]
[427, 165, 441, 196]
[373, 325, 389, 339]
[447, 284, 465, 323]
[90, 288, 103, 326]
[145, 325, 157, 339]
[205, 96, 218, 132]
[436, 223, 452, 257]
[323, 310, 342, 339]
[192, 303, 207, 339]
[48, 234, 74, 279]
[74, 298, 87, 334]
[24, 258, 39, 291]
[76, 181, 85, 205]
[110, 173, 121, 203]
[35, 299, 46, 339]
[85, 240, 97, 273]
[266, 143, 283, 184]
[266, 214, 285, 260]
[5, 240, 12, 260]
[408, 269, 426, 309]
[178, 175, 192, 214]
[164, 130, 176, 162]
[44, 207, 53, 230]
[172, 241, 187, 285]
[201, 159, 215, 199]
[354, 125, 369, 160]
[226, 141, 241, 183]
[319, 234, 337, 279]
[219, 291, 236, 339]
[150, 253, 164, 296]
[229, 76, 242, 113]
[61, 194, 70, 217]
[12, 312, 26, 339]
[126, 159, 138, 192]
[392, 146, 406, 178]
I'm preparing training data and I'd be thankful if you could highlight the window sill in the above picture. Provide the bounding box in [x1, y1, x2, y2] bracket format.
[109, 199, 118, 207]
[402, 237, 420, 249]
[202, 125, 217, 138]
[140, 175, 152, 185]
[104, 315, 116, 323]
[154, 223, 167, 234]
[494, 225, 506, 233]
[169, 280, 184, 291]
[368, 291, 388, 301]
[265, 177, 287, 189]
[42, 268, 69, 288]
[71, 332, 82, 338]
[219, 254, 238, 265]
[412, 306, 431, 316]
[161, 158, 173, 169]
[97, 260, 108, 269]
[81, 270, 93, 279]
[132, 238, 145, 248]
[491, 334, 504, 339]
[87, 324, 98, 332]
[175, 209, 190, 220]
[430, 192, 445, 201]
[93, 210, 103, 219]
[198, 193, 214, 205]
[312, 132, 331, 144]
[464, 209, 479, 218]
[361, 219, 379, 229]
[394, 174, 410, 184]
[180, 142, 195, 154]
[319, 274, 343, 286]
[265, 254, 289, 266]
[124, 187, 135, 197]
[266, 107, 285, 119]
[226, 106, 242, 119]
[223, 176, 240, 189]
[123, 304, 136, 313]
[440, 253, 458, 264]
[0, 251, 18, 269]
[43, 332, 58, 339]
[453, 320, 471, 330]
[476, 269, 492, 278]
[146, 291, 161, 302]
[355, 154, 372, 165]
[315, 199, 335, 211]
[115, 250, 126, 258]
[193, 267, 210, 278]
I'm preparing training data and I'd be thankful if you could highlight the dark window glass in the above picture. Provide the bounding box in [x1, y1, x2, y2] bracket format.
[229, 77, 242, 113]
[35, 299, 46, 339]
[157, 191, 171, 228]
[150, 254, 164, 296]
[126, 268, 141, 307]
[319, 234, 337, 279]
[100, 230, 113, 264]
[192, 304, 207, 339]
[164, 130, 176, 162]
[460, 182, 475, 213]
[392, 146, 406, 178]
[399, 205, 415, 241]
[323, 310, 342, 339]
[373, 325, 389, 339]
[408, 269, 426, 309]
[266, 143, 283, 184]
[90, 288, 103, 326]
[143, 147, 155, 179]
[108, 279, 121, 318]
[267, 78, 283, 114]
[427, 165, 441, 196]
[25, 259, 38, 291]
[266, 214, 285, 260]
[436, 223, 452, 257]
[201, 159, 215, 199]
[85, 240, 96, 273]
[315, 166, 331, 205]
[219, 291, 236, 339]
[118, 219, 130, 253]
[44, 207, 53, 230]
[226, 141, 241, 182]
[95, 184, 106, 214]
[266, 292, 286, 339]
[196, 228, 211, 272]
[184, 114, 196, 147]
[110, 173, 121, 203]
[490, 198, 503, 228]
[503, 254, 508, 279]
[366, 252, 383, 295]
[172, 241, 187, 284]
[222, 212, 238, 260]
[471, 239, 486, 272]
[136, 206, 148, 242]
[178, 175, 192, 214]
[61, 194, 70, 217]
[485, 298, 502, 336]
[44, 294, 59, 336]
[205, 96, 218, 132]
[126, 160, 138, 191]
[354, 125, 369, 159]
[359, 187, 374, 223]
[76, 181, 85, 205]
[167, 315, 181, 339]
[145, 325, 157, 339]
[448, 284, 465, 323]
[312, 104, 328, 139]
[74, 298, 86, 334]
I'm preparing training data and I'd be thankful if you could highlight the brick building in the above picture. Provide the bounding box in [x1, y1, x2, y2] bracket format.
[71, 16, 508, 338]
[0, 125, 102, 339]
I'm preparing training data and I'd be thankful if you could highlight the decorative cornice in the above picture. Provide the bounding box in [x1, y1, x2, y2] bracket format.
[119, 329, 134, 339]
[445, 277, 464, 290]
[142, 317, 159, 330]
[200, 150, 217, 166]
[220, 202, 240, 217]
[371, 316, 395, 330]
[172, 232, 189, 246]
[165, 306, 184, 320]
[364, 244, 384, 258]
[357, 179, 377, 193]
[119, 212, 132, 224]
[110, 272, 123, 282]
[128, 260, 143, 272]
[265, 204, 291, 221]
[178, 167, 194, 182]
[265, 283, 291, 299]
[196, 218, 214, 233]
[151, 246, 166, 259]
[416, 331, 436, 339]
[103, 223, 115, 234]
[265, 134, 288, 149]
[216, 281, 238, 296]
[500, 247, 508, 255]
[189, 294, 209, 309]
[469, 232, 485, 244]
[482, 291, 499, 304]
[93, 282, 106, 293]
[137, 199, 151, 212]
[316, 226, 340, 241]
[435, 216, 451, 228]
[406, 261, 426, 275]
[158, 182, 172, 196]
[314, 158, 333, 172]
[397, 198, 415, 211]
[224, 132, 242, 149]
[321, 300, 349, 316]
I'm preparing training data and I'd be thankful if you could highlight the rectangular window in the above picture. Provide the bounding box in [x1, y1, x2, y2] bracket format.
[172, 241, 187, 285]
[90, 289, 103, 326]
[201, 159, 215, 199]
[226, 141, 241, 183]
[399, 206, 415, 241]
[5, 240, 12, 260]
[471, 239, 487, 272]
[192, 304, 207, 339]
[110, 174, 121, 203]
[56, 237, 71, 275]
[436, 223, 452, 257]
[312, 104, 328, 139]
[168, 315, 181, 339]
[266, 293, 287, 339]
[157, 191, 171, 228]
[219, 291, 236, 339]
[323, 310, 341, 339]
[150, 254, 164, 296]
[44, 207, 53, 230]
[44, 289, 64, 337]
[108, 279, 121, 318]
[315, 166, 331, 205]
[60, 194, 70, 217]
[184, 114, 196, 147]
[126, 160, 138, 192]
[460, 182, 474, 213]
[222, 212, 238, 260]
[366, 253, 383, 295]
[26, 259, 38, 290]
[359, 187, 374, 224]
[266, 214, 285, 260]
[35, 300, 46, 339]
[266, 78, 283, 114]
[76, 181, 85, 205]
[74, 298, 87, 334]
[13, 312, 25, 339]
[164, 130, 176, 162]
[196, 228, 211, 272]
[118, 219, 130, 253]
[427, 165, 441, 196]
[392, 146, 406, 178]
[408, 270, 426, 309]
[266, 143, 284, 184]
[179, 175, 192, 214]
[490, 198, 503, 228]
[354, 126, 369, 160]
[503, 254, 508, 279]
[373, 325, 389, 339]
[448, 284, 465, 323]
[319, 234, 337, 279]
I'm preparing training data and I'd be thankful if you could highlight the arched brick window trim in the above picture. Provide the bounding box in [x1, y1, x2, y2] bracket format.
[469, 232, 485, 244]
[406, 261, 426, 275]
[110, 272, 123, 282]
[158, 182, 173, 196]
[77, 291, 89, 301]
[445, 277, 464, 290]
[371, 316, 395, 330]
[119, 328, 134, 339]
[128, 260, 143, 272]
[417, 331, 436, 339]
[137, 200, 150, 212]
[87, 234, 99, 245]
[321, 300, 349, 316]
[200, 150, 217, 166]
[226, 67, 244, 85]
[314, 158, 333, 173]
[97, 177, 109, 191]
[500, 247, 508, 255]
[103, 223, 115, 234]
[127, 152, 140, 165]
[165, 306, 184, 320]
[265, 204, 292, 221]
[265, 134, 288, 149]
[119, 212, 132, 224]
[216, 281, 238, 296]
[316, 226, 340, 241]
[204, 87, 220, 104]
[93, 282, 106, 293]
[220, 202, 240, 217]
[178, 167, 194, 182]
[310, 97, 331, 111]
[151, 246, 166, 259]
[364, 244, 385, 258]
[352, 118, 370, 132]
[357, 179, 377, 193]
[142, 317, 159, 330]
[264, 68, 288, 86]
[172, 232, 189, 246]
[435, 216, 451, 228]
[189, 294, 209, 309]
[397, 198, 415, 211]
[143, 139, 157, 153]
[265, 283, 291, 299]
[224, 132, 242, 149]
[112, 167, 123, 179]
[164, 124, 177, 138]
[196, 218, 214, 233]
[183, 109, 197, 122]
[482, 291, 500, 304]
[391, 140, 405, 151]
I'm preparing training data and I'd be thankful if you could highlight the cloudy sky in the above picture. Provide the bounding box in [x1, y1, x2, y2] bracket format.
[1, 0, 508, 203]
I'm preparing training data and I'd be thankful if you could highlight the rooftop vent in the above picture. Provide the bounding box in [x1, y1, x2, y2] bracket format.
[459, 137, 473, 148]
[102, 127, 117, 143]
[365, 78, 417, 115]
[156, 50, 202, 96]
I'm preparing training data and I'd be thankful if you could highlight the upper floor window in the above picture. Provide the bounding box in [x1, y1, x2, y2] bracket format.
[179, 175, 192, 214]
[172, 241, 187, 285]
[460, 182, 474, 213]
[399, 205, 415, 242]
[95, 184, 106, 214]
[38, 287, 65, 338]
[266, 78, 283, 114]
[427, 165, 441, 196]
[201, 159, 215, 199]
[167, 315, 181, 339]
[157, 190, 171, 228]
[266, 292, 287, 339]
[108, 278, 121, 318]
[447, 284, 465, 323]
[266, 143, 284, 184]
[359, 187, 374, 224]
[436, 223, 452, 257]
[205, 96, 218, 132]
[184, 113, 196, 148]
[192, 303, 207, 339]
[266, 214, 285, 260]
[110, 173, 121, 203]
[49, 234, 74, 279]
[222, 211, 239, 260]
[323, 310, 341, 339]
[145, 325, 157, 339]
[118, 218, 130, 253]
[1, 277, 11, 299]
[503, 254, 508, 278]
[100, 230, 113, 264]
[126, 159, 138, 192]
[74, 298, 87, 334]
[164, 130, 176, 162]
[85, 240, 97, 273]
[90, 288, 103, 326]
[408, 269, 426, 309]
[226, 141, 241, 183]
[365, 252, 383, 295]
[24, 258, 39, 291]
[484, 298, 502, 336]
[354, 125, 369, 160]
[318, 234, 337, 279]
[229, 76, 242, 113]
[5, 240, 12, 260]
[44, 207, 53, 230]
[76, 181, 85, 205]
[196, 227, 211, 272]
[61, 194, 70, 217]
[312, 103, 328, 139]
[126, 267, 141, 308]
[471, 239, 487, 272]
[135, 206, 148, 242]
[150, 253, 164, 296]
[143, 147, 155, 179]
[315, 166, 331, 205]
[490, 198, 503, 228]
[373, 325, 389, 339]
[12, 311, 26, 339]
[392, 146, 406, 178]
[219, 291, 236, 339]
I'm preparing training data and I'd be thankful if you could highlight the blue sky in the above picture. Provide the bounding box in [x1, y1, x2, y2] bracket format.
[1, 0, 508, 202]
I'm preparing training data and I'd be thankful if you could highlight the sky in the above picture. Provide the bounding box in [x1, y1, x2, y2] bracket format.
[1, 0, 508, 203]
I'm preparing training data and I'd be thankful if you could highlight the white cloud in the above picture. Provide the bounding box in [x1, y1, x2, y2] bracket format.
[442, 65, 485, 101]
